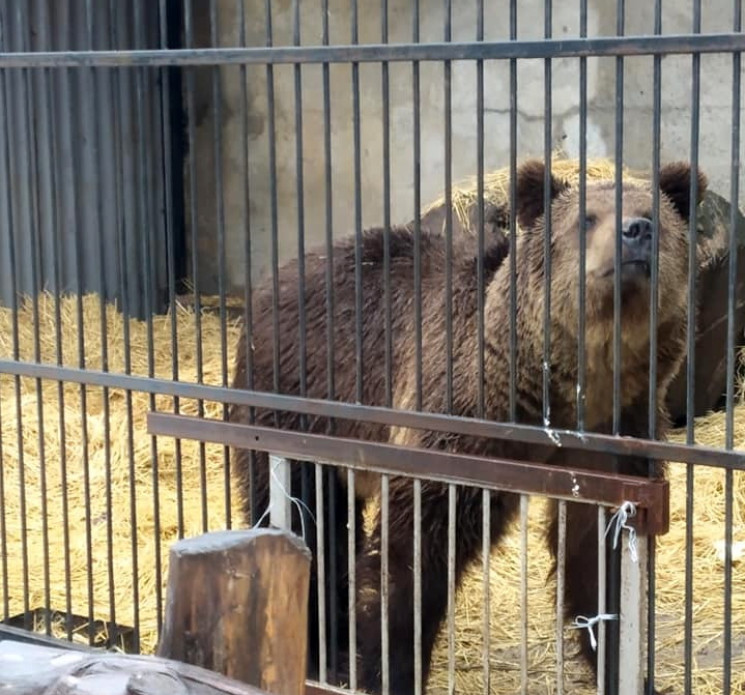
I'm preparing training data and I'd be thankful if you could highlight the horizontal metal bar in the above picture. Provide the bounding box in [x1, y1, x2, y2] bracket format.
[147, 412, 670, 532]
[0, 33, 742, 68]
[0, 625, 91, 652]
[2, 359, 743, 470]
[306, 682, 350, 695]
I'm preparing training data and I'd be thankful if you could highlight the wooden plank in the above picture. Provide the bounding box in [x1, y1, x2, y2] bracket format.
[158, 528, 312, 695]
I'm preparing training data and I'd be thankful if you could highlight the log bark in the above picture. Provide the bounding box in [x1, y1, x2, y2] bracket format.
[158, 528, 312, 695]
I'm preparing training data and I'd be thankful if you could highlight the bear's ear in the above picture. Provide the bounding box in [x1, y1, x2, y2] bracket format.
[658, 162, 708, 221]
[515, 158, 570, 230]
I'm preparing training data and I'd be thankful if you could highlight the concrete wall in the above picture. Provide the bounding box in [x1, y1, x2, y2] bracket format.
[186, 0, 744, 294]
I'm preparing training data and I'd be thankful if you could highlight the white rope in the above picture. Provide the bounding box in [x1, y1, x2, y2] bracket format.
[252, 460, 317, 543]
[569, 613, 618, 651]
[604, 500, 638, 563]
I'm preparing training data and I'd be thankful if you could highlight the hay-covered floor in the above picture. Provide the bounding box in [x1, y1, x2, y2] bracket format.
[0, 292, 743, 694]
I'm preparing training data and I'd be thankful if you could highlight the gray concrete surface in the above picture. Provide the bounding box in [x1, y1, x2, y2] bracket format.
[186, 0, 744, 294]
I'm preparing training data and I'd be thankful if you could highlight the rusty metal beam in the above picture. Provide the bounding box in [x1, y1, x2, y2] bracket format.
[147, 413, 670, 535]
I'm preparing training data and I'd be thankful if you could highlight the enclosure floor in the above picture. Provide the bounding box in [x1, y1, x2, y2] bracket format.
[0, 293, 743, 695]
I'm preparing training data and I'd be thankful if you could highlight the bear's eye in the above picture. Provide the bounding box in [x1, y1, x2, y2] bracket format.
[582, 214, 598, 229]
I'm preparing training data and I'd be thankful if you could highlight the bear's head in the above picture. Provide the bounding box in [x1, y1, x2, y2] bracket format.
[514, 159, 707, 338]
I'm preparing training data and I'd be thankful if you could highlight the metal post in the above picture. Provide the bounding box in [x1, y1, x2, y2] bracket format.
[618, 531, 648, 695]
[269, 454, 292, 531]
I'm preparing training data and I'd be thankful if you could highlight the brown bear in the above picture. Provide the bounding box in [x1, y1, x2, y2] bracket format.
[227, 216, 510, 683]
[228, 158, 706, 693]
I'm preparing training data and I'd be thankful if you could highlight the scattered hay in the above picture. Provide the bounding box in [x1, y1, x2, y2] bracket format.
[427, 435, 745, 695]
[0, 292, 245, 653]
[1, 292, 743, 693]
[0, 282, 743, 691]
[421, 156, 649, 236]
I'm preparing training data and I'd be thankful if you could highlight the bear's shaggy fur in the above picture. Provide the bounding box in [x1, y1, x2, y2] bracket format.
[228, 218, 510, 682]
[228, 158, 706, 694]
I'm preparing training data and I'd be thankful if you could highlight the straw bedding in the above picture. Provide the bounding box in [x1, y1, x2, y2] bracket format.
[0, 160, 743, 693]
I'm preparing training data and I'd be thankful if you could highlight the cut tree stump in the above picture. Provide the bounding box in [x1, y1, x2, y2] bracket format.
[158, 528, 312, 695]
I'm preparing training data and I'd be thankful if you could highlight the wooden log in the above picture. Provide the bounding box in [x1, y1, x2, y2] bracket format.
[0, 638, 269, 695]
[158, 528, 312, 695]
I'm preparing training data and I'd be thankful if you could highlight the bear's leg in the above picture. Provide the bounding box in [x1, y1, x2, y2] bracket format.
[355, 480, 518, 695]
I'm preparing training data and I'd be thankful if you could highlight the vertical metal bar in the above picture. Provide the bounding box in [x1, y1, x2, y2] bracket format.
[269, 454, 292, 531]
[0, 385, 7, 622]
[82, 0, 115, 643]
[158, 0, 183, 608]
[3, 2, 30, 634]
[85, 0, 121, 647]
[0, 7, 5, 628]
[612, 0, 625, 439]
[508, 0, 517, 421]
[618, 532, 648, 695]
[476, 0, 485, 419]
[322, 0, 334, 413]
[107, 0, 130, 646]
[542, 0, 553, 432]
[519, 494, 529, 695]
[684, 4, 702, 691]
[183, 0, 202, 536]
[646, 3, 663, 692]
[481, 488, 490, 695]
[380, 0, 392, 689]
[18, 0, 50, 637]
[0, 7, 15, 627]
[447, 484, 456, 695]
[381, 474, 390, 695]
[347, 468, 357, 691]
[350, 3, 361, 688]
[555, 500, 566, 695]
[608, 2, 626, 689]
[290, 0, 312, 564]
[236, 0, 258, 551]
[443, 0, 453, 415]
[577, 0, 587, 432]
[150, 0, 177, 635]
[722, 5, 741, 693]
[597, 506, 608, 695]
[381, 0, 392, 410]
[685, 3, 702, 444]
[134, 0, 161, 627]
[209, 0, 231, 529]
[264, 0, 281, 420]
[53, 0, 97, 643]
[352, 0, 363, 405]
[315, 462, 328, 683]
[414, 478, 423, 695]
[133, 0, 155, 649]
[320, 0, 338, 678]
[412, 0, 422, 412]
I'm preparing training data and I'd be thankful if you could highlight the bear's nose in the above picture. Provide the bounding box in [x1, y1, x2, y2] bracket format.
[621, 217, 653, 245]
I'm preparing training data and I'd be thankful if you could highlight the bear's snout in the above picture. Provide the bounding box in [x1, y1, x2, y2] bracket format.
[620, 216, 653, 276]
